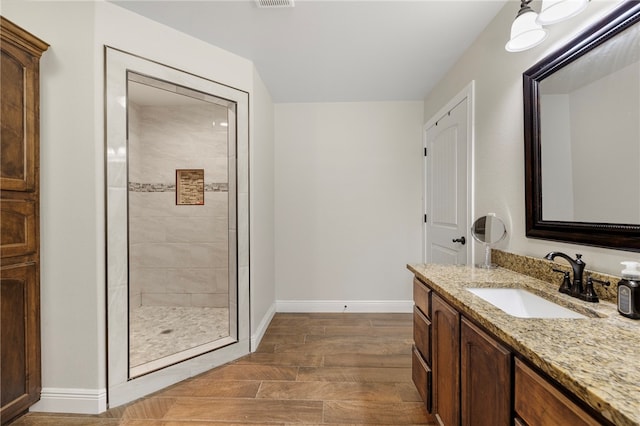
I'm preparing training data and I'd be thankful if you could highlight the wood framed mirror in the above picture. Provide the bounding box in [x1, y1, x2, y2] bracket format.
[524, 1, 640, 252]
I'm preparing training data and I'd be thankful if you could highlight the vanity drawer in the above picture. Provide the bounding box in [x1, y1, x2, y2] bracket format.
[1, 198, 37, 258]
[413, 306, 431, 362]
[413, 277, 431, 318]
[515, 359, 601, 426]
[412, 345, 432, 413]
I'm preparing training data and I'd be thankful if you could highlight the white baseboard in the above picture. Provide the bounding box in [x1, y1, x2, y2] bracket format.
[250, 302, 276, 352]
[30, 387, 107, 414]
[275, 299, 413, 313]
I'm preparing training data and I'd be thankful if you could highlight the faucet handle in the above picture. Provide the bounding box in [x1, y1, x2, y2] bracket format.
[581, 276, 611, 303]
[590, 277, 610, 287]
[552, 268, 572, 295]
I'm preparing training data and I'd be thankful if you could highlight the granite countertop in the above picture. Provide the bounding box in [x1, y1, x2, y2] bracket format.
[407, 263, 640, 426]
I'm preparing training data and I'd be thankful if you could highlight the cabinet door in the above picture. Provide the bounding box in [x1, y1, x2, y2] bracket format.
[0, 35, 38, 192]
[0, 263, 40, 423]
[432, 293, 460, 426]
[461, 318, 511, 426]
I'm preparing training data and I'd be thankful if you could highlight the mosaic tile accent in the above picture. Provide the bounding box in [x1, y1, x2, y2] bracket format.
[205, 183, 229, 192]
[128, 182, 228, 192]
[176, 169, 204, 205]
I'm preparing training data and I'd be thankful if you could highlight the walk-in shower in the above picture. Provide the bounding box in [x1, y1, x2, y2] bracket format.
[126, 73, 237, 376]
[106, 47, 249, 406]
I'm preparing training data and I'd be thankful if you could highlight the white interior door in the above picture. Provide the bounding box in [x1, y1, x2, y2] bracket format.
[424, 99, 468, 265]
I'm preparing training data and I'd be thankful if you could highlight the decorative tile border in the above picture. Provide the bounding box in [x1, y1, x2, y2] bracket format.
[205, 183, 228, 192]
[128, 182, 228, 193]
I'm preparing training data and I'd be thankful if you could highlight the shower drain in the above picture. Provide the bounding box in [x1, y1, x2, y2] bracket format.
[160, 329, 173, 335]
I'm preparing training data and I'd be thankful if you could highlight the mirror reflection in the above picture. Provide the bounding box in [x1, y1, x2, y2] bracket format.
[539, 20, 640, 224]
[471, 214, 506, 269]
[471, 214, 507, 245]
[126, 73, 237, 377]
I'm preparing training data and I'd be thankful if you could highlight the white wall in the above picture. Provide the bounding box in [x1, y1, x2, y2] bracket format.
[423, 0, 634, 275]
[250, 68, 276, 347]
[274, 102, 423, 311]
[1, 0, 275, 413]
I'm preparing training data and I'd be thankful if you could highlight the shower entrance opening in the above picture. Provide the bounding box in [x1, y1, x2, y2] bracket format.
[126, 73, 238, 377]
[106, 47, 249, 407]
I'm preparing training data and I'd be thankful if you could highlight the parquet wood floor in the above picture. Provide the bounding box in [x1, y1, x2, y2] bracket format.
[11, 313, 437, 425]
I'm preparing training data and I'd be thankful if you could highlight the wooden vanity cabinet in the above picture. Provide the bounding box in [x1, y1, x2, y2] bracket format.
[411, 275, 610, 426]
[1, 17, 48, 424]
[412, 277, 511, 426]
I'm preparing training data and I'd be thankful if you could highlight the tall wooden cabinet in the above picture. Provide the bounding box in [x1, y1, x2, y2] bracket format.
[0, 16, 48, 424]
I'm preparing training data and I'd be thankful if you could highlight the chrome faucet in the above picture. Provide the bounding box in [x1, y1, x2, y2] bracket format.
[544, 252, 585, 297]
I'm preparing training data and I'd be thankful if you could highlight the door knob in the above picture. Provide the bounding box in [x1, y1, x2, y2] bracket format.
[452, 236, 466, 245]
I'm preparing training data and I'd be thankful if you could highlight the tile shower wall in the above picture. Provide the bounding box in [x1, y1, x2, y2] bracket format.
[128, 101, 229, 308]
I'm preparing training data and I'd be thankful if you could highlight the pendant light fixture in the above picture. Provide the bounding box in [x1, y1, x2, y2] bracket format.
[505, 0, 548, 52]
[537, 0, 590, 25]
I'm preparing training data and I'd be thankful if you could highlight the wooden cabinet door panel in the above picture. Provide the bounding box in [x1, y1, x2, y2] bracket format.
[432, 293, 460, 426]
[0, 275, 27, 406]
[0, 199, 36, 258]
[0, 42, 37, 192]
[461, 317, 511, 426]
[0, 263, 40, 423]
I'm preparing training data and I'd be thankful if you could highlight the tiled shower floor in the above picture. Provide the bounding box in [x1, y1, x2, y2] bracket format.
[129, 305, 230, 368]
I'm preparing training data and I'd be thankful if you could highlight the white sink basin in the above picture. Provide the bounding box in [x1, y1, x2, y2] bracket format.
[466, 288, 586, 319]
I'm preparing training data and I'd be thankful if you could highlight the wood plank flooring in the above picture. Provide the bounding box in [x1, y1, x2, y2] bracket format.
[11, 313, 437, 425]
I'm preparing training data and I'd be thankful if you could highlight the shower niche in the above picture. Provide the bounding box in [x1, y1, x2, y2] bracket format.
[105, 48, 249, 406]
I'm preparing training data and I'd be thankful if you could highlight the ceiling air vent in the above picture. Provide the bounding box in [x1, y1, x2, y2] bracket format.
[255, 0, 294, 8]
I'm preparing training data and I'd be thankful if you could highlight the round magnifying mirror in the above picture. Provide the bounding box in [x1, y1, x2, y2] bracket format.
[471, 214, 506, 268]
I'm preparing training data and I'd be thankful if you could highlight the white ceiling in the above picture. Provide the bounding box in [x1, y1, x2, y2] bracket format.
[111, 0, 509, 103]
